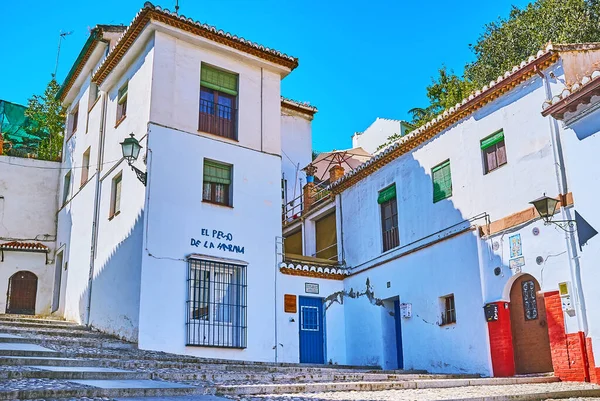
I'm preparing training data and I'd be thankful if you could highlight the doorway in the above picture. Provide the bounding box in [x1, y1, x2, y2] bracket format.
[6, 271, 38, 315]
[51, 252, 63, 313]
[393, 299, 404, 369]
[510, 274, 553, 374]
[299, 296, 325, 364]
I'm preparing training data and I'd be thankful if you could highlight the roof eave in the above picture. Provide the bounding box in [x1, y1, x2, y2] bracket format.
[57, 29, 101, 103]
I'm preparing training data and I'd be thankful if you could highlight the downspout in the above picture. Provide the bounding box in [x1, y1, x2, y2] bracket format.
[537, 65, 590, 380]
[86, 54, 110, 326]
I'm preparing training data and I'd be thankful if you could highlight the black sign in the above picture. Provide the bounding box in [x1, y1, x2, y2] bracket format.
[484, 303, 499, 322]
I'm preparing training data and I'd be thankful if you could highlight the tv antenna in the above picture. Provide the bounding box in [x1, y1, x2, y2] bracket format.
[54, 30, 73, 78]
[175, 0, 180, 14]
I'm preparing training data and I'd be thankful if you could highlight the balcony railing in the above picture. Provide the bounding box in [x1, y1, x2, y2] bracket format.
[199, 99, 237, 140]
[382, 226, 400, 252]
[282, 181, 331, 224]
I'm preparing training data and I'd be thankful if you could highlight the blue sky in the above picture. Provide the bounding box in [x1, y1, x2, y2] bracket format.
[1, 0, 530, 152]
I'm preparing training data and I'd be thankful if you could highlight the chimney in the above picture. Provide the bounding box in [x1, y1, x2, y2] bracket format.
[329, 165, 345, 183]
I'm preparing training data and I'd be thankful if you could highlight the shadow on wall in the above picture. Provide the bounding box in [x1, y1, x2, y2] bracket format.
[338, 82, 561, 375]
[76, 211, 144, 342]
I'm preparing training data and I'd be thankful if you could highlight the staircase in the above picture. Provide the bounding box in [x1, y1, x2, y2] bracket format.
[0, 315, 598, 400]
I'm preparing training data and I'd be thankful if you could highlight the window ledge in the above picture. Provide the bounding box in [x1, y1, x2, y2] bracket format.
[108, 210, 121, 221]
[439, 321, 457, 327]
[202, 199, 233, 208]
[115, 115, 127, 128]
[484, 162, 508, 175]
[197, 129, 239, 143]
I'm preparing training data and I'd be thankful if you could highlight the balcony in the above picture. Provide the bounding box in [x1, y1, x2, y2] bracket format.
[198, 99, 237, 140]
[282, 180, 331, 225]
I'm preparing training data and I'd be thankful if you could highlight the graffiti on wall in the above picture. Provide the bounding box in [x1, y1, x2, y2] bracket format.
[190, 228, 245, 254]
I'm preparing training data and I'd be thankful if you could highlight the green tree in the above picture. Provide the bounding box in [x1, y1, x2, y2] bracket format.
[466, 0, 600, 87]
[25, 78, 66, 161]
[376, 133, 402, 152]
[408, 0, 600, 126]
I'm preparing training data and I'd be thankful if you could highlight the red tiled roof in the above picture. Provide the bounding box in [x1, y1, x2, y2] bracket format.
[0, 242, 49, 252]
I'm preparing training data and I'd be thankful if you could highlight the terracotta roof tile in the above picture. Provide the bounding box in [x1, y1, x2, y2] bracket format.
[93, 2, 298, 86]
[0, 241, 49, 252]
[329, 43, 594, 193]
[281, 96, 318, 115]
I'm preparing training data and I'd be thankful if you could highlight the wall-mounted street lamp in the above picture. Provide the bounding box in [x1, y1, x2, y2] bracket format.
[120, 133, 147, 186]
[530, 195, 575, 231]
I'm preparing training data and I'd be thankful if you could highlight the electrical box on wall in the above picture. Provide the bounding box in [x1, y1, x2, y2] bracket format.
[559, 281, 575, 315]
[400, 303, 412, 318]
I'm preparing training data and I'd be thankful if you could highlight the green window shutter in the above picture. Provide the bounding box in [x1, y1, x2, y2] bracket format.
[204, 160, 231, 185]
[117, 83, 128, 105]
[377, 185, 396, 204]
[432, 161, 452, 203]
[480, 130, 504, 150]
[201, 65, 238, 96]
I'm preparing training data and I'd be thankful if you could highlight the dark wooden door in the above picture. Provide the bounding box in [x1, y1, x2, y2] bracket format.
[510, 274, 553, 374]
[6, 271, 38, 315]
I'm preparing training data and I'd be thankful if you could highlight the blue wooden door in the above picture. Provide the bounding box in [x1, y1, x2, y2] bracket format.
[394, 299, 404, 369]
[299, 296, 324, 364]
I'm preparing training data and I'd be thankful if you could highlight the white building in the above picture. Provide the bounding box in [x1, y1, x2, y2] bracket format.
[0, 155, 60, 315]
[543, 69, 600, 384]
[352, 118, 413, 154]
[53, 2, 316, 362]
[279, 43, 600, 380]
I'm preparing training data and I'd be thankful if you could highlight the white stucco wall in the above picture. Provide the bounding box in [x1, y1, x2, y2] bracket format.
[336, 62, 573, 374]
[0, 156, 60, 315]
[281, 110, 313, 207]
[149, 30, 283, 156]
[559, 101, 600, 365]
[138, 123, 282, 361]
[352, 118, 411, 155]
[57, 35, 154, 338]
[276, 273, 346, 364]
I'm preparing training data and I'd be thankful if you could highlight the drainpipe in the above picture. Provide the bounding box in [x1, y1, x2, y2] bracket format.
[85, 73, 109, 327]
[537, 66, 590, 380]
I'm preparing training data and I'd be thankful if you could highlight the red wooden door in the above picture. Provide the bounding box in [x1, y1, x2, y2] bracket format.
[6, 271, 37, 315]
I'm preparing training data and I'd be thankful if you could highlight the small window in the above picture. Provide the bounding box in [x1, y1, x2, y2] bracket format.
[62, 171, 71, 205]
[80, 147, 91, 187]
[110, 172, 122, 219]
[116, 82, 128, 124]
[203, 160, 232, 206]
[481, 130, 507, 174]
[521, 280, 538, 320]
[199, 64, 238, 140]
[379, 185, 399, 252]
[69, 103, 79, 137]
[440, 294, 456, 325]
[432, 160, 452, 203]
[186, 258, 247, 348]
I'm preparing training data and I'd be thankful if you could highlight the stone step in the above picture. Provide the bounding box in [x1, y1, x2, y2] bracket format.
[0, 379, 203, 400]
[0, 315, 70, 324]
[114, 397, 227, 401]
[0, 365, 152, 380]
[0, 320, 88, 330]
[0, 326, 114, 339]
[0, 342, 64, 357]
[155, 371, 481, 383]
[216, 375, 560, 395]
[0, 356, 106, 367]
[0, 334, 136, 349]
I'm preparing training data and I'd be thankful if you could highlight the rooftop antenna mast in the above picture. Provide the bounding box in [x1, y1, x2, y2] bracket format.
[54, 30, 73, 78]
[175, 0, 180, 14]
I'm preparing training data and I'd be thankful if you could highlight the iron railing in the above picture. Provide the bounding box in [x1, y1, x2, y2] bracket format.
[199, 99, 237, 140]
[282, 181, 331, 224]
[313, 242, 339, 261]
[382, 226, 400, 252]
[186, 258, 247, 348]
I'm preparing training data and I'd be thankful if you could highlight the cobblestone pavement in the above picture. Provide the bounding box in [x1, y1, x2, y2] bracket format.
[0, 378, 95, 392]
[225, 382, 600, 401]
